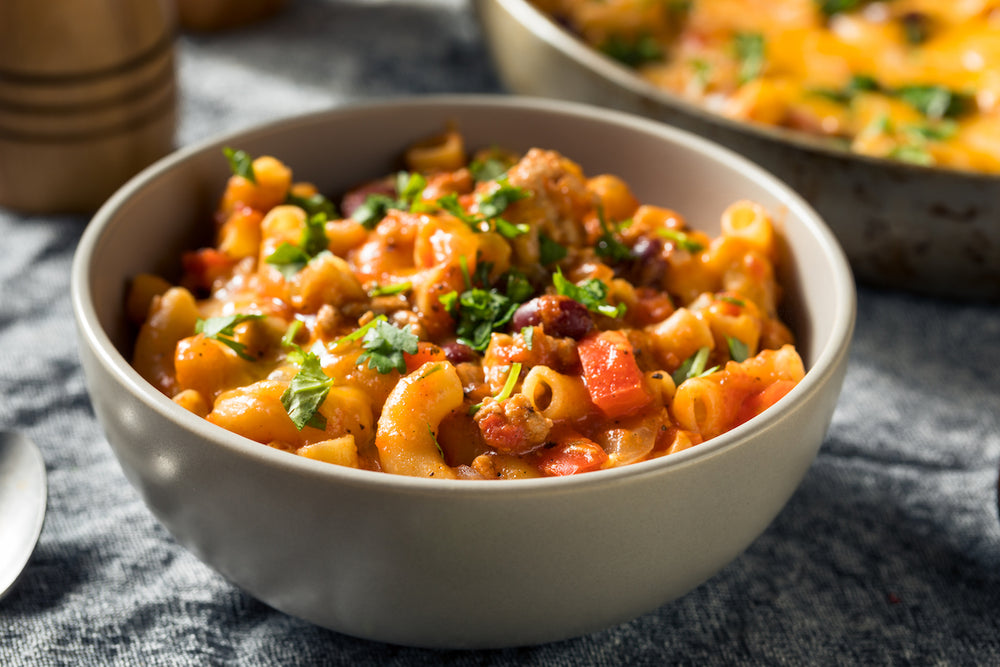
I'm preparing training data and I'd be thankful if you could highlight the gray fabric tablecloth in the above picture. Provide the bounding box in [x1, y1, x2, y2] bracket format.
[2, 1, 998, 664]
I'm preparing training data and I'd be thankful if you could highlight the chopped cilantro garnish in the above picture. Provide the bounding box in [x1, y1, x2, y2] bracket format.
[351, 193, 396, 230]
[195, 313, 265, 361]
[727, 336, 750, 363]
[904, 120, 958, 142]
[894, 85, 972, 120]
[538, 233, 568, 265]
[600, 34, 663, 68]
[521, 326, 534, 350]
[719, 295, 746, 307]
[656, 228, 705, 253]
[816, 0, 866, 16]
[889, 144, 934, 166]
[438, 290, 458, 311]
[396, 171, 427, 208]
[334, 315, 386, 347]
[504, 270, 534, 303]
[356, 319, 420, 374]
[496, 362, 522, 403]
[469, 361, 524, 416]
[439, 264, 532, 352]
[223, 147, 256, 183]
[671, 346, 718, 386]
[281, 319, 304, 351]
[690, 58, 712, 89]
[470, 157, 510, 182]
[369, 281, 412, 297]
[350, 172, 428, 230]
[265, 213, 330, 279]
[265, 243, 311, 279]
[494, 218, 531, 239]
[477, 178, 530, 219]
[552, 268, 626, 319]
[427, 422, 444, 457]
[733, 32, 765, 84]
[448, 287, 520, 352]
[437, 178, 531, 238]
[286, 191, 337, 218]
[281, 352, 334, 430]
[594, 208, 632, 262]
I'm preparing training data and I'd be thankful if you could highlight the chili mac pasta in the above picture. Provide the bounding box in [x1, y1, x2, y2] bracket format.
[128, 130, 804, 479]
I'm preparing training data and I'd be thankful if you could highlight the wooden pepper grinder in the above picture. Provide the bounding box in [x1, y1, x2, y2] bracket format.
[0, 0, 178, 214]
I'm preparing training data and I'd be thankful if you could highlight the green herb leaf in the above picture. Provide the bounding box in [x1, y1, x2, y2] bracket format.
[816, 0, 866, 16]
[223, 147, 256, 184]
[195, 313, 265, 361]
[470, 157, 510, 182]
[552, 268, 626, 319]
[656, 228, 705, 252]
[281, 319, 304, 351]
[727, 336, 750, 363]
[369, 281, 412, 297]
[476, 178, 530, 220]
[493, 218, 531, 239]
[594, 208, 632, 262]
[281, 352, 334, 430]
[356, 319, 420, 374]
[427, 422, 444, 457]
[719, 295, 746, 307]
[265, 243, 311, 280]
[495, 362, 522, 402]
[600, 34, 663, 68]
[521, 326, 534, 350]
[889, 144, 934, 166]
[538, 233, 568, 265]
[438, 290, 458, 311]
[265, 213, 330, 279]
[894, 85, 972, 120]
[286, 191, 337, 218]
[671, 346, 718, 386]
[396, 171, 427, 208]
[733, 32, 765, 84]
[351, 193, 395, 230]
[334, 315, 387, 348]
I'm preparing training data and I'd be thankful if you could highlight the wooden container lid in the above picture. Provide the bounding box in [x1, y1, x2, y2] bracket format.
[0, 0, 178, 213]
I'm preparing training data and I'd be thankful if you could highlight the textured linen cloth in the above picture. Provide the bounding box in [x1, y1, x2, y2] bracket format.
[2, 1, 999, 664]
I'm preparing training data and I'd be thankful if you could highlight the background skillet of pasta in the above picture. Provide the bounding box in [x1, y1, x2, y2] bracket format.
[71, 96, 855, 648]
[478, 0, 1000, 300]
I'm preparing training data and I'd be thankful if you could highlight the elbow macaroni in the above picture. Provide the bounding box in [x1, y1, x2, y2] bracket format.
[128, 130, 806, 479]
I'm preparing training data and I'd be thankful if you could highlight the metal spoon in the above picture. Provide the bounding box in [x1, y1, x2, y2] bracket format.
[0, 431, 47, 600]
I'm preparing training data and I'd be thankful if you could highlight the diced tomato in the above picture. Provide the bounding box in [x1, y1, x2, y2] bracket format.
[577, 330, 652, 418]
[404, 342, 448, 374]
[735, 379, 797, 426]
[534, 432, 608, 476]
[181, 248, 236, 292]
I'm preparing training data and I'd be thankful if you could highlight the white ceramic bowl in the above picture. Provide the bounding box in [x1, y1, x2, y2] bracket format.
[477, 0, 1000, 300]
[72, 96, 855, 649]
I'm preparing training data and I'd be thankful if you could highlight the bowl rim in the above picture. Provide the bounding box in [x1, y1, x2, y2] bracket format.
[489, 0, 1000, 183]
[71, 93, 856, 496]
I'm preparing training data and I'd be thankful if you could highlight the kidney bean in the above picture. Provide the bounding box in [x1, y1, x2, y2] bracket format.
[441, 341, 477, 364]
[511, 299, 542, 330]
[625, 236, 669, 288]
[513, 295, 592, 340]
